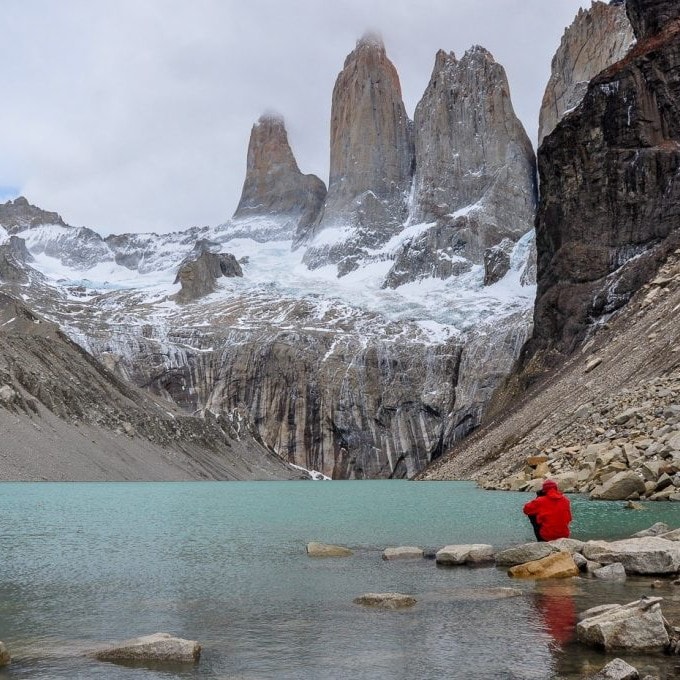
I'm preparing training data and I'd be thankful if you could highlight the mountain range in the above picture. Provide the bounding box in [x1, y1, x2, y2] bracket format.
[1, 0, 675, 484]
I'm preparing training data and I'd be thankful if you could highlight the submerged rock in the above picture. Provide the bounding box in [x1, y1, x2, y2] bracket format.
[0, 642, 10, 667]
[306, 542, 353, 557]
[353, 593, 417, 609]
[586, 657, 640, 680]
[92, 633, 201, 664]
[594, 563, 628, 581]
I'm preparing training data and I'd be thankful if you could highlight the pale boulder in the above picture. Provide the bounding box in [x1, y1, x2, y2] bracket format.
[495, 542, 556, 567]
[549, 538, 585, 554]
[577, 597, 669, 651]
[93, 633, 201, 663]
[590, 471, 646, 500]
[508, 551, 579, 580]
[582, 537, 680, 575]
[594, 563, 627, 581]
[436, 544, 494, 565]
[382, 546, 424, 560]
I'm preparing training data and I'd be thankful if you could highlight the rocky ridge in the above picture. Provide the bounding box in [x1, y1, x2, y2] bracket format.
[419, 246, 680, 488]
[538, 1, 634, 145]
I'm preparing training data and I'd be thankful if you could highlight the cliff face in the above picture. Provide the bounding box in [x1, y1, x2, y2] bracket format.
[538, 1, 634, 145]
[303, 34, 414, 274]
[0, 292, 298, 481]
[527, 0, 680, 361]
[232, 114, 326, 241]
[384, 47, 536, 287]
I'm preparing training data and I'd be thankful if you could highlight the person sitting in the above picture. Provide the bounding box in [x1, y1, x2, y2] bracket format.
[523, 479, 572, 542]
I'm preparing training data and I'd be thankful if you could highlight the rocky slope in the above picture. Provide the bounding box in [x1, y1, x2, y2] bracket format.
[232, 113, 327, 242]
[0, 289, 299, 481]
[419, 246, 680, 488]
[421, 0, 680, 490]
[538, 1, 634, 146]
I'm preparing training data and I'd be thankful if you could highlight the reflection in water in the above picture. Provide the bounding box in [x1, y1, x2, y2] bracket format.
[533, 581, 579, 648]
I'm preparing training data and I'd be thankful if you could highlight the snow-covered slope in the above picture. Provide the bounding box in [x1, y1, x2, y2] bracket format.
[4, 207, 535, 479]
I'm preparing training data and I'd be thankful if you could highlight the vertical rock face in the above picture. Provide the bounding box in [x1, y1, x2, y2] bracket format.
[538, 2, 635, 146]
[232, 113, 326, 241]
[627, 0, 680, 40]
[527, 0, 680, 359]
[386, 47, 536, 286]
[303, 34, 414, 274]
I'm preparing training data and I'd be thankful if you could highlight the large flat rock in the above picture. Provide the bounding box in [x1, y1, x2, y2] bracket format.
[582, 537, 680, 575]
[93, 633, 201, 664]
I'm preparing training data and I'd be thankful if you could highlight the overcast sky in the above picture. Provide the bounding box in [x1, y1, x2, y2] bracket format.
[0, 0, 591, 235]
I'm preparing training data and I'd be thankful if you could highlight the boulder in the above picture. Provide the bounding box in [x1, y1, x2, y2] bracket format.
[508, 551, 579, 580]
[353, 593, 417, 609]
[93, 633, 201, 664]
[590, 472, 646, 501]
[436, 544, 494, 566]
[586, 657, 640, 680]
[306, 542, 353, 557]
[632, 523, 671, 538]
[549, 538, 585, 554]
[495, 542, 556, 567]
[594, 563, 627, 581]
[582, 537, 680, 575]
[382, 546, 424, 560]
[576, 597, 669, 651]
[0, 642, 9, 667]
[660, 528, 680, 541]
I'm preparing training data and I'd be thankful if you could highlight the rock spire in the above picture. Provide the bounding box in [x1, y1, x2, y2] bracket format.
[233, 113, 326, 241]
[383, 46, 536, 287]
[303, 33, 414, 274]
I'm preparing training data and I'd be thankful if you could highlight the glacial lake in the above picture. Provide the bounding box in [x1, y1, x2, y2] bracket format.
[3, 481, 680, 679]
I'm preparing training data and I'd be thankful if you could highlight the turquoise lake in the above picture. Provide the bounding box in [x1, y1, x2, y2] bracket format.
[3, 481, 680, 679]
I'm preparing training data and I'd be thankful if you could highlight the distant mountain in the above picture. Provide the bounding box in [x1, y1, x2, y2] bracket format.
[3, 6, 643, 480]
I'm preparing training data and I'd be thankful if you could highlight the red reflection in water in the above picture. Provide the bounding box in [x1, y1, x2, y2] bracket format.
[534, 582, 578, 647]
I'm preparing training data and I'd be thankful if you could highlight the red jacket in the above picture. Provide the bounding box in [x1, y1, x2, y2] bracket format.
[523, 489, 572, 541]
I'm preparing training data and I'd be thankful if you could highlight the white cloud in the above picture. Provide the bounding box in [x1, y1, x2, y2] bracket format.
[0, 0, 590, 234]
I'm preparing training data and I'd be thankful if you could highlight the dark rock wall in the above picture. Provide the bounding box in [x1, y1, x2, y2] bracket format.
[528, 1, 680, 359]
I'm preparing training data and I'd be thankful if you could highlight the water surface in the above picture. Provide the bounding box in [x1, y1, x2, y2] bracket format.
[2, 481, 680, 679]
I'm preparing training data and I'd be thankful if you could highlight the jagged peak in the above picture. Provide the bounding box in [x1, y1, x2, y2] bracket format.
[356, 30, 384, 50]
[256, 110, 285, 128]
[343, 31, 387, 68]
[461, 44, 496, 63]
[432, 49, 456, 72]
